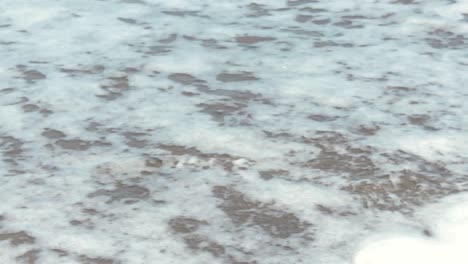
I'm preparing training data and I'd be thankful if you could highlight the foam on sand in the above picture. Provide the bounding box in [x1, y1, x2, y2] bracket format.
[354, 193, 468, 264]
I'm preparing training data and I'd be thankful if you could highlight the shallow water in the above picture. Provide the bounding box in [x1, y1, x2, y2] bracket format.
[1, 0, 467, 263]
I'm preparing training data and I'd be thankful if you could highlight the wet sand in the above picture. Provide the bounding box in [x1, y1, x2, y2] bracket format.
[0, 0, 467, 263]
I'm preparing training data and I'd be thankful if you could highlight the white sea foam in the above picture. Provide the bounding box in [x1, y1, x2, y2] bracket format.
[355, 193, 468, 264]
[0, 0, 467, 263]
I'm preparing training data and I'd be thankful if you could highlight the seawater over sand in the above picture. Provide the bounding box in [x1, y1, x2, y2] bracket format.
[0, 0, 467, 263]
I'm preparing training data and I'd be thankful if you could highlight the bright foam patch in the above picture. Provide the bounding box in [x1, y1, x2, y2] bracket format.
[354, 194, 468, 264]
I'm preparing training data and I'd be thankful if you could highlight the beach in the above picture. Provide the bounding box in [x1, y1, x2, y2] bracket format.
[0, 0, 467, 263]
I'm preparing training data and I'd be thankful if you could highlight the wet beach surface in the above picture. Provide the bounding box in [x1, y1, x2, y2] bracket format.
[1, 0, 468, 263]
